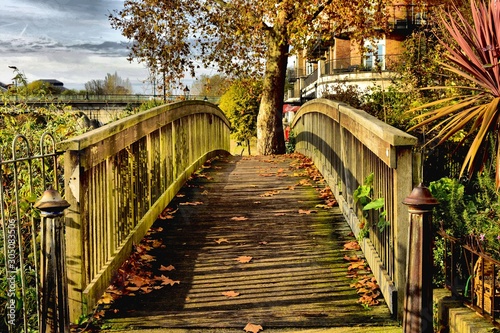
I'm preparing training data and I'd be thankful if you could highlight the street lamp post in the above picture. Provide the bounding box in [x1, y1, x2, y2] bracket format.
[183, 85, 190, 100]
[8, 66, 18, 103]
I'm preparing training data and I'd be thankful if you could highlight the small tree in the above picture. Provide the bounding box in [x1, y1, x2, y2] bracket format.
[219, 79, 262, 155]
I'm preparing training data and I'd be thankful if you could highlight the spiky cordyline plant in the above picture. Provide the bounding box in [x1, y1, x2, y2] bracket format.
[409, 0, 500, 187]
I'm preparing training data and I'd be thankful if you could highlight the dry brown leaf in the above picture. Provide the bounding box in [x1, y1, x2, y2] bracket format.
[176, 194, 185, 198]
[179, 201, 204, 206]
[260, 190, 280, 197]
[159, 264, 175, 271]
[298, 209, 317, 214]
[151, 239, 163, 248]
[343, 241, 361, 251]
[315, 204, 332, 209]
[157, 275, 180, 286]
[159, 207, 178, 219]
[129, 275, 148, 287]
[97, 293, 114, 305]
[244, 323, 263, 333]
[221, 290, 240, 297]
[201, 190, 209, 195]
[274, 213, 286, 216]
[235, 256, 253, 263]
[215, 238, 229, 244]
[231, 216, 248, 221]
[348, 260, 366, 271]
[140, 254, 155, 262]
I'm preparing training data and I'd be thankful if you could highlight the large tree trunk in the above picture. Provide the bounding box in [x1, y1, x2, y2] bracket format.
[257, 34, 288, 155]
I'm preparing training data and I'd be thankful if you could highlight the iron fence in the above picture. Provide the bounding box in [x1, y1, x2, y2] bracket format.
[440, 230, 500, 328]
[0, 133, 61, 333]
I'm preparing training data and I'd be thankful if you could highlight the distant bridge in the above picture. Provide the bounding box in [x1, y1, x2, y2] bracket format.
[4, 94, 221, 123]
[4, 94, 220, 109]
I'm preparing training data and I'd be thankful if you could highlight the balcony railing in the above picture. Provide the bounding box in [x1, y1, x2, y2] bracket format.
[440, 230, 500, 327]
[298, 54, 402, 89]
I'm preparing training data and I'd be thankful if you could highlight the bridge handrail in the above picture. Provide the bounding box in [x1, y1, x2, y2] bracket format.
[58, 101, 231, 321]
[291, 98, 417, 318]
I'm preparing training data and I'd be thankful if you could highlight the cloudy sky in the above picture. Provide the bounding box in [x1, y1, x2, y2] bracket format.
[0, 0, 153, 93]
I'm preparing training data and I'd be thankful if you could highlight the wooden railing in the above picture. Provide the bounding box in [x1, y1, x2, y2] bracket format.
[58, 101, 231, 321]
[291, 98, 417, 318]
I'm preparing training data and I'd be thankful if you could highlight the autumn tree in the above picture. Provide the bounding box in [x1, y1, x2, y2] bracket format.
[219, 78, 262, 154]
[110, 0, 407, 154]
[191, 74, 231, 98]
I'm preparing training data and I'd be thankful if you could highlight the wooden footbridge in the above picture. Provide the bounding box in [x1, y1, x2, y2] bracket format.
[54, 99, 416, 331]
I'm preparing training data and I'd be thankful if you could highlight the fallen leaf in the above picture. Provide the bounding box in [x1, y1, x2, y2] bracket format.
[222, 290, 240, 297]
[151, 239, 163, 248]
[215, 238, 229, 244]
[298, 209, 317, 214]
[348, 260, 366, 271]
[274, 213, 286, 216]
[235, 256, 253, 263]
[260, 190, 280, 197]
[93, 310, 106, 319]
[129, 275, 148, 287]
[157, 275, 180, 286]
[97, 293, 114, 305]
[201, 190, 209, 195]
[259, 241, 268, 245]
[176, 194, 185, 198]
[159, 207, 178, 219]
[244, 323, 263, 333]
[231, 216, 248, 221]
[159, 264, 175, 271]
[344, 241, 361, 251]
[315, 204, 332, 209]
[343, 255, 360, 262]
[179, 201, 204, 206]
[140, 254, 156, 262]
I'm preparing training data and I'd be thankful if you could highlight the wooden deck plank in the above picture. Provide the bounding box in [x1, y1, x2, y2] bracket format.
[101, 154, 396, 330]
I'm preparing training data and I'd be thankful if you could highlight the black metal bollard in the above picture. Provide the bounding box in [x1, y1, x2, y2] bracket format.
[35, 189, 71, 333]
[402, 183, 439, 333]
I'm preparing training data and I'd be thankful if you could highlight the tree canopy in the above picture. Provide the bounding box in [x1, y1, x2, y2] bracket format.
[219, 78, 262, 145]
[85, 72, 133, 95]
[110, 0, 434, 154]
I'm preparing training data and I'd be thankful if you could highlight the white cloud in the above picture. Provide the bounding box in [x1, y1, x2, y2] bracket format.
[0, 0, 151, 92]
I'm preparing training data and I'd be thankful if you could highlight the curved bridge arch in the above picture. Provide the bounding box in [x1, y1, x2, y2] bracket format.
[58, 100, 231, 320]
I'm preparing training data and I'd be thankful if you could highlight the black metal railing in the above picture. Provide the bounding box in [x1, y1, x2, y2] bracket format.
[440, 230, 500, 327]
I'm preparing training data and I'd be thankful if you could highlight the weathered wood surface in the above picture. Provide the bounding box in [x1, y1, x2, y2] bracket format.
[101, 154, 396, 330]
[292, 98, 417, 317]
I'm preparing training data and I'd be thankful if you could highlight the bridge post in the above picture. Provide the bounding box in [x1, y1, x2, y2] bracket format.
[35, 189, 71, 333]
[402, 184, 438, 333]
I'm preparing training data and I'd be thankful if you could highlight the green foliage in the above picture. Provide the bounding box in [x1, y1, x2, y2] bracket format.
[0, 102, 95, 333]
[322, 81, 365, 110]
[285, 130, 296, 154]
[429, 170, 500, 286]
[219, 79, 262, 142]
[353, 173, 388, 238]
[428, 177, 467, 235]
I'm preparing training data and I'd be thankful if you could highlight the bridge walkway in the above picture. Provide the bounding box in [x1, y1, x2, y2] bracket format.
[98, 154, 398, 332]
